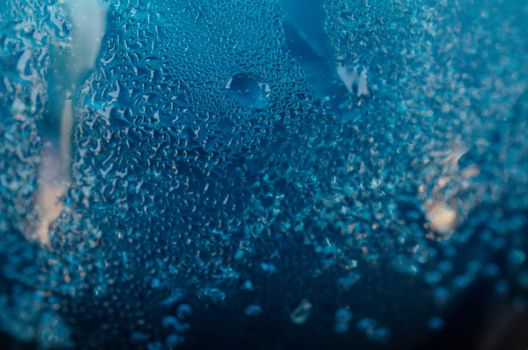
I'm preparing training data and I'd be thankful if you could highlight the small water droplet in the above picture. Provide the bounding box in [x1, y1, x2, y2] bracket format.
[334, 308, 352, 334]
[427, 317, 445, 331]
[290, 299, 312, 325]
[244, 304, 262, 316]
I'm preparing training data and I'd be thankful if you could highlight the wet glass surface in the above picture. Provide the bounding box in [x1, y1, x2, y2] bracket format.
[1, 0, 527, 349]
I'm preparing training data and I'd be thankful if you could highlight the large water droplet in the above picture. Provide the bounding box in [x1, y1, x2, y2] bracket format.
[226, 73, 270, 109]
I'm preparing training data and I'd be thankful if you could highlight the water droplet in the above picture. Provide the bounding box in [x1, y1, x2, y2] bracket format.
[226, 73, 270, 109]
[334, 308, 352, 334]
[337, 272, 361, 289]
[290, 299, 312, 325]
[427, 317, 445, 331]
[198, 287, 226, 304]
[244, 304, 262, 316]
[260, 262, 277, 274]
[495, 280, 510, 296]
[242, 280, 254, 291]
[483, 263, 500, 278]
[424, 271, 442, 285]
[165, 334, 184, 348]
[508, 249, 526, 266]
[176, 304, 192, 319]
[432, 287, 449, 305]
